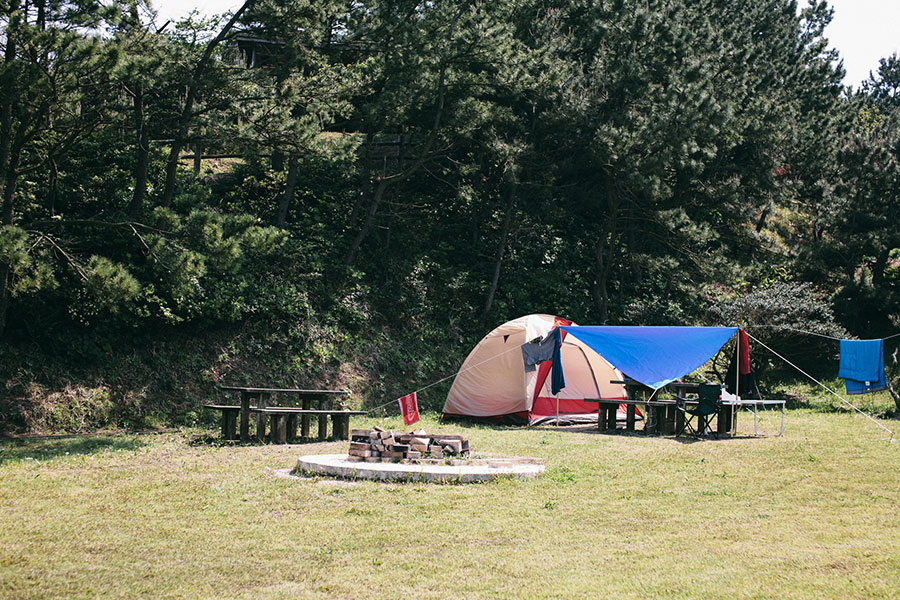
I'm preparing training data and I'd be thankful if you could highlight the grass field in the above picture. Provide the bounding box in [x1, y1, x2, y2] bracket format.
[1, 407, 897, 599]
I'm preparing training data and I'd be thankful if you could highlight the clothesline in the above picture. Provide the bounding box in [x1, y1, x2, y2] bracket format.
[745, 324, 900, 342]
[745, 332, 894, 442]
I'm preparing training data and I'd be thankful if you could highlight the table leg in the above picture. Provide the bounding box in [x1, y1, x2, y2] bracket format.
[256, 392, 268, 443]
[657, 406, 667, 434]
[287, 415, 298, 442]
[626, 405, 636, 431]
[301, 397, 311, 438]
[606, 404, 617, 431]
[273, 415, 287, 444]
[675, 406, 685, 434]
[645, 406, 657, 434]
[240, 392, 251, 442]
[230, 409, 240, 440]
[717, 405, 734, 436]
[318, 395, 328, 441]
[332, 414, 350, 440]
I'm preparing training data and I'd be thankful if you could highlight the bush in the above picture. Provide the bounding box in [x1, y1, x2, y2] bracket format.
[713, 282, 848, 375]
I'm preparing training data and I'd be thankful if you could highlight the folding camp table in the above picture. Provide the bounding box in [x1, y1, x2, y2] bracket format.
[720, 398, 785, 436]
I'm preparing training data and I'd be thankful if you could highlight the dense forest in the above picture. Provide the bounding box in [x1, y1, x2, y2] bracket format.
[1, 0, 899, 433]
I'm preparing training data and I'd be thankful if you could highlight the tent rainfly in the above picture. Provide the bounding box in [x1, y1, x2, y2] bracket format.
[442, 314, 628, 424]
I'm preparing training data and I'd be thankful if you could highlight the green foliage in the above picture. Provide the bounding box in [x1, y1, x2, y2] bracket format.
[714, 282, 847, 372]
[83, 256, 140, 312]
[0, 226, 56, 296]
[2, 0, 899, 433]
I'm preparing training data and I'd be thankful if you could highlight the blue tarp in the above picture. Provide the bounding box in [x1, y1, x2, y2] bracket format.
[558, 326, 739, 390]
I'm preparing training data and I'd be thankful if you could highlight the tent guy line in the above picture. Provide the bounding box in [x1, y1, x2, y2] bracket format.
[745, 331, 895, 442]
[365, 344, 526, 416]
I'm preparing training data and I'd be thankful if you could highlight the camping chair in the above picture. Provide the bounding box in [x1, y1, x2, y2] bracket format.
[676, 384, 721, 438]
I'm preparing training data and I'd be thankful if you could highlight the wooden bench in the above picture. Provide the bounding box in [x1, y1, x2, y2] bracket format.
[208, 386, 354, 443]
[250, 408, 367, 443]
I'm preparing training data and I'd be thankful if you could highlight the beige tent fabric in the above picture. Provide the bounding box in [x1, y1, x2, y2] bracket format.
[443, 314, 625, 418]
[535, 336, 627, 400]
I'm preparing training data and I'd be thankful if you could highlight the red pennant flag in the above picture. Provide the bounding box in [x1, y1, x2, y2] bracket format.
[398, 392, 419, 425]
[738, 329, 751, 375]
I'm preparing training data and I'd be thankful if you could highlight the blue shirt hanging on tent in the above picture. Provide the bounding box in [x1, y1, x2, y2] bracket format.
[838, 339, 888, 395]
[550, 328, 566, 395]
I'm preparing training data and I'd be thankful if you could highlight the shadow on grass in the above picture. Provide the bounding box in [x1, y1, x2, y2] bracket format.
[188, 430, 349, 447]
[0, 434, 148, 465]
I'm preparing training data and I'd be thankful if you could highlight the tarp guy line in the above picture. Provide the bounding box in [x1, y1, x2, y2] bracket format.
[746, 331, 894, 442]
[746, 324, 900, 342]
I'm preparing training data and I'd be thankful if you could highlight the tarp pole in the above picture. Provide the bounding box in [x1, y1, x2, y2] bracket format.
[556, 393, 560, 426]
[735, 334, 740, 398]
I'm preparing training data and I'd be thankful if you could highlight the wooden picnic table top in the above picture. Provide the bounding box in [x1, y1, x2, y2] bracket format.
[220, 386, 349, 395]
[203, 404, 241, 410]
[584, 397, 680, 406]
[249, 407, 367, 415]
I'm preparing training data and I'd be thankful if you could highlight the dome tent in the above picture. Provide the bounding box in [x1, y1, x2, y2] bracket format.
[443, 314, 629, 424]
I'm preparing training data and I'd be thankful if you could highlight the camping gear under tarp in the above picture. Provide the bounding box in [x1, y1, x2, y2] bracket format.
[839, 338, 888, 395]
[442, 314, 628, 424]
[558, 326, 739, 390]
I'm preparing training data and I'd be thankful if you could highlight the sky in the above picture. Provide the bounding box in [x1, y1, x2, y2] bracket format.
[825, 0, 900, 88]
[150, 0, 900, 89]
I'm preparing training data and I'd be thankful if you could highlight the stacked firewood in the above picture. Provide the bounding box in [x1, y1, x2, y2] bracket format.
[348, 426, 470, 460]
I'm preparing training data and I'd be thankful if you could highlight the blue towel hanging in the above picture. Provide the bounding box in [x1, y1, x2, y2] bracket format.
[839, 339, 887, 395]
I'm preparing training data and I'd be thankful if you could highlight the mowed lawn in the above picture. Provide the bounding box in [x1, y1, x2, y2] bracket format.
[1, 410, 897, 599]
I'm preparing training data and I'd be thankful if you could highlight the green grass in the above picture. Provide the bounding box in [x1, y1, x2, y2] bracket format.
[1, 410, 898, 599]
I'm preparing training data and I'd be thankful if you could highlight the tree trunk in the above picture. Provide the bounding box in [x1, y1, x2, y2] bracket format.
[36, 0, 46, 30]
[592, 239, 610, 324]
[276, 155, 298, 229]
[344, 178, 388, 266]
[0, 0, 20, 337]
[161, 0, 255, 207]
[872, 248, 889, 285]
[342, 7, 464, 268]
[348, 132, 373, 227]
[47, 157, 58, 214]
[592, 181, 620, 323]
[271, 149, 284, 173]
[0, 161, 19, 338]
[0, 0, 19, 204]
[481, 178, 516, 321]
[192, 142, 202, 178]
[129, 83, 150, 218]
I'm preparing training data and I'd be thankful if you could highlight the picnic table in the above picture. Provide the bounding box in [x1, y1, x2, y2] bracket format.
[204, 386, 362, 443]
[588, 379, 681, 434]
[588, 380, 785, 437]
